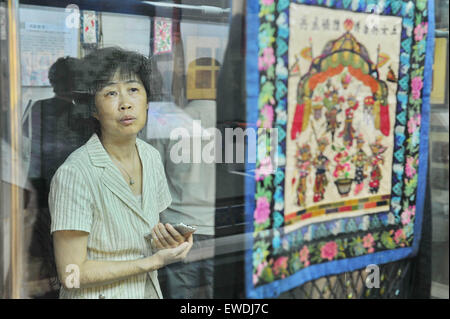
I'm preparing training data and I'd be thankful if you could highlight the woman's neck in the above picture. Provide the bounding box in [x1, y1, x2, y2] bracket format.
[100, 134, 137, 163]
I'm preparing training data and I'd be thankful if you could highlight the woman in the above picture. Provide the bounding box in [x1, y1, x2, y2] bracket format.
[49, 47, 192, 299]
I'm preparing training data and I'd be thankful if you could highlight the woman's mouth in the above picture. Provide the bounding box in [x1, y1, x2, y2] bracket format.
[120, 116, 137, 125]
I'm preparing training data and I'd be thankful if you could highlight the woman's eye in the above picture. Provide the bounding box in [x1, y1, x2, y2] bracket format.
[130, 87, 139, 93]
[106, 91, 117, 97]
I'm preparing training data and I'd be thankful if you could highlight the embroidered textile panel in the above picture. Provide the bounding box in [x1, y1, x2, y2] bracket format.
[81, 11, 98, 45]
[245, 0, 435, 298]
[154, 17, 172, 55]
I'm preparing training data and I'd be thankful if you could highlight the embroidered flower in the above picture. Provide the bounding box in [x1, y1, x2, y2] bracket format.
[254, 196, 271, 224]
[321, 241, 338, 261]
[353, 241, 366, 256]
[258, 29, 275, 49]
[258, 47, 275, 71]
[253, 247, 265, 268]
[394, 228, 406, 244]
[299, 245, 310, 267]
[274, 187, 283, 203]
[404, 223, 414, 238]
[261, 0, 274, 6]
[405, 157, 417, 178]
[411, 77, 423, 100]
[414, 22, 428, 41]
[401, 206, 416, 225]
[257, 104, 274, 129]
[255, 156, 273, 181]
[407, 114, 421, 134]
[416, 40, 426, 56]
[253, 261, 267, 285]
[272, 230, 281, 249]
[253, 274, 258, 285]
[273, 256, 288, 276]
[363, 233, 375, 253]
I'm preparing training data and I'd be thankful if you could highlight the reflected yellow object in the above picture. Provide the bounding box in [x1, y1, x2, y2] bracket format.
[431, 37, 448, 104]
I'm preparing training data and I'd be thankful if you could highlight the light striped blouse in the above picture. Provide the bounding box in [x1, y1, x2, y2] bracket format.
[49, 133, 172, 299]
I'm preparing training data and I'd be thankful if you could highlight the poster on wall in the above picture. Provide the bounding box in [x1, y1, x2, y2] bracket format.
[19, 6, 78, 86]
[245, 0, 435, 298]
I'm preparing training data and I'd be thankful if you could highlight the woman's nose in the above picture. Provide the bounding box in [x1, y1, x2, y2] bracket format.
[120, 103, 132, 110]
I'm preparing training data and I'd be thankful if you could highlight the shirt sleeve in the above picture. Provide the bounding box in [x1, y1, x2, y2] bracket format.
[48, 164, 93, 234]
[152, 146, 172, 213]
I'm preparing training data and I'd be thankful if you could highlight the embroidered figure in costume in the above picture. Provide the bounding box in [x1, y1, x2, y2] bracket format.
[313, 137, 330, 202]
[363, 96, 375, 128]
[352, 134, 369, 195]
[338, 95, 359, 148]
[324, 84, 343, 142]
[295, 144, 312, 206]
[368, 137, 387, 194]
[312, 96, 324, 120]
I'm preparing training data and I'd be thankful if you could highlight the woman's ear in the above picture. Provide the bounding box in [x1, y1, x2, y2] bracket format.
[92, 111, 99, 121]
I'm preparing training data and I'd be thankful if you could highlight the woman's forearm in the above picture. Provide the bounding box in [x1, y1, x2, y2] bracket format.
[64, 255, 163, 290]
[54, 230, 192, 291]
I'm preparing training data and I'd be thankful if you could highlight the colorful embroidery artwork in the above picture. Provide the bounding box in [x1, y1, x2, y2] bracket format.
[245, 0, 434, 298]
[81, 11, 98, 44]
[153, 18, 172, 55]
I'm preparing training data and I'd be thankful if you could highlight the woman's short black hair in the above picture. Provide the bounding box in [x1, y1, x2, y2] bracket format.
[72, 47, 163, 135]
[74, 47, 162, 105]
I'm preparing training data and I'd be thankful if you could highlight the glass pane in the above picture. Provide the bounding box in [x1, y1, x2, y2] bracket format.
[430, 0, 449, 299]
[1, 0, 236, 299]
[1, 0, 447, 301]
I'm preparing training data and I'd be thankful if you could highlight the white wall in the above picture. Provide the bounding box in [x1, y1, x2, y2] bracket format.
[101, 12, 151, 56]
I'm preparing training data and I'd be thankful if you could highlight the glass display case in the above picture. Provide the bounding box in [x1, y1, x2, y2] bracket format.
[0, 0, 448, 299]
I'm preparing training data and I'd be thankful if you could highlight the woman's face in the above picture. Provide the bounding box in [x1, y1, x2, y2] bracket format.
[93, 70, 148, 140]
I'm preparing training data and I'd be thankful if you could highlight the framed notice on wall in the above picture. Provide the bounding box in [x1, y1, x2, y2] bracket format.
[19, 6, 78, 86]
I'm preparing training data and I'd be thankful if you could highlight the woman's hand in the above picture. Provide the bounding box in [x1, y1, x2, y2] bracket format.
[150, 223, 187, 250]
[153, 234, 193, 267]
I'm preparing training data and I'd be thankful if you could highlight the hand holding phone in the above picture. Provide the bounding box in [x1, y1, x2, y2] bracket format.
[172, 222, 197, 237]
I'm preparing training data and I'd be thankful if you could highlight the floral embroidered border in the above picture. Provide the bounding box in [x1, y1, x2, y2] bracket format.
[245, 0, 434, 298]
